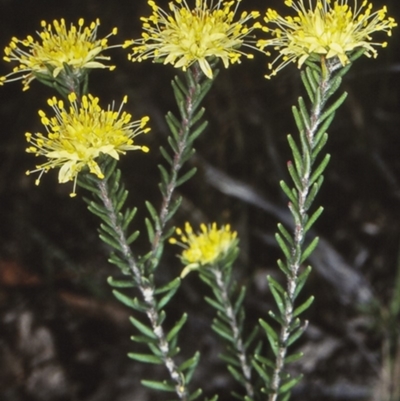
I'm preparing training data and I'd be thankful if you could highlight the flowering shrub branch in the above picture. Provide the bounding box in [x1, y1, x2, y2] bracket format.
[0, 1, 397, 401]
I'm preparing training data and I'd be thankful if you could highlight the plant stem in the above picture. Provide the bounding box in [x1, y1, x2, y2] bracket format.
[268, 61, 333, 401]
[211, 267, 254, 399]
[96, 178, 188, 401]
[149, 63, 203, 260]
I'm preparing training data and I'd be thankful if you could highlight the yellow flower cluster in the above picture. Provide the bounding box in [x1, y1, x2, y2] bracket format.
[257, 0, 397, 78]
[0, 18, 118, 90]
[170, 222, 238, 276]
[25, 93, 150, 197]
[125, 0, 262, 79]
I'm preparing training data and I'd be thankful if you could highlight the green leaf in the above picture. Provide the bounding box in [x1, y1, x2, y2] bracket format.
[277, 259, 290, 275]
[190, 107, 206, 127]
[159, 145, 172, 165]
[99, 221, 120, 240]
[289, 317, 301, 332]
[304, 206, 324, 233]
[180, 147, 196, 165]
[99, 233, 123, 252]
[244, 325, 259, 349]
[288, 202, 301, 225]
[279, 374, 303, 394]
[173, 75, 189, 97]
[287, 161, 302, 191]
[299, 129, 311, 174]
[157, 284, 180, 310]
[107, 276, 134, 288]
[294, 266, 312, 299]
[141, 380, 175, 392]
[147, 342, 164, 358]
[254, 354, 275, 369]
[112, 290, 145, 312]
[179, 351, 200, 373]
[176, 167, 197, 187]
[301, 237, 319, 263]
[167, 134, 179, 153]
[108, 254, 130, 274]
[188, 388, 203, 401]
[287, 134, 303, 174]
[303, 180, 322, 212]
[129, 315, 158, 340]
[306, 67, 318, 96]
[166, 197, 183, 222]
[130, 334, 157, 344]
[285, 352, 304, 364]
[204, 296, 225, 314]
[157, 164, 170, 188]
[188, 120, 208, 144]
[145, 218, 155, 243]
[293, 296, 314, 318]
[77, 179, 101, 195]
[252, 359, 271, 385]
[125, 230, 139, 245]
[88, 200, 109, 219]
[165, 111, 181, 140]
[298, 96, 311, 130]
[319, 92, 347, 123]
[292, 109, 305, 149]
[268, 310, 284, 325]
[166, 313, 188, 342]
[204, 394, 218, 401]
[280, 390, 292, 401]
[326, 75, 342, 98]
[219, 352, 241, 368]
[309, 154, 330, 185]
[259, 319, 279, 356]
[128, 352, 163, 364]
[161, 226, 176, 242]
[267, 277, 286, 315]
[172, 79, 186, 105]
[301, 69, 315, 103]
[275, 233, 291, 262]
[212, 320, 235, 343]
[277, 223, 294, 247]
[227, 365, 245, 385]
[115, 189, 128, 213]
[157, 309, 166, 326]
[313, 115, 333, 157]
[122, 207, 137, 231]
[233, 286, 247, 314]
[183, 352, 200, 384]
[155, 277, 181, 294]
[280, 180, 298, 204]
[192, 76, 215, 110]
[145, 201, 160, 225]
[312, 132, 329, 161]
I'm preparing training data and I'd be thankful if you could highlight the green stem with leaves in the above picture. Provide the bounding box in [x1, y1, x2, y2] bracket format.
[208, 266, 255, 399]
[79, 63, 217, 401]
[195, 237, 259, 401]
[145, 63, 213, 271]
[253, 53, 363, 401]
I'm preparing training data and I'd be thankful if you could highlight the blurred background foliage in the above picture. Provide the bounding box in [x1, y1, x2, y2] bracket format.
[0, 0, 400, 400]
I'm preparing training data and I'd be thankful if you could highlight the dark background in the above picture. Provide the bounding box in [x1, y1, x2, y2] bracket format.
[0, 1, 400, 400]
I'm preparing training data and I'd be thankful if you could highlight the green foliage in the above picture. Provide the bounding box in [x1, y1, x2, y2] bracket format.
[254, 58, 355, 400]
[196, 250, 260, 400]
[75, 64, 218, 401]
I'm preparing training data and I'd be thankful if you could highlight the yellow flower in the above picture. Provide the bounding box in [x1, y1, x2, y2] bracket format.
[25, 93, 151, 197]
[0, 18, 119, 91]
[170, 222, 238, 276]
[257, 0, 397, 78]
[125, 0, 262, 79]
